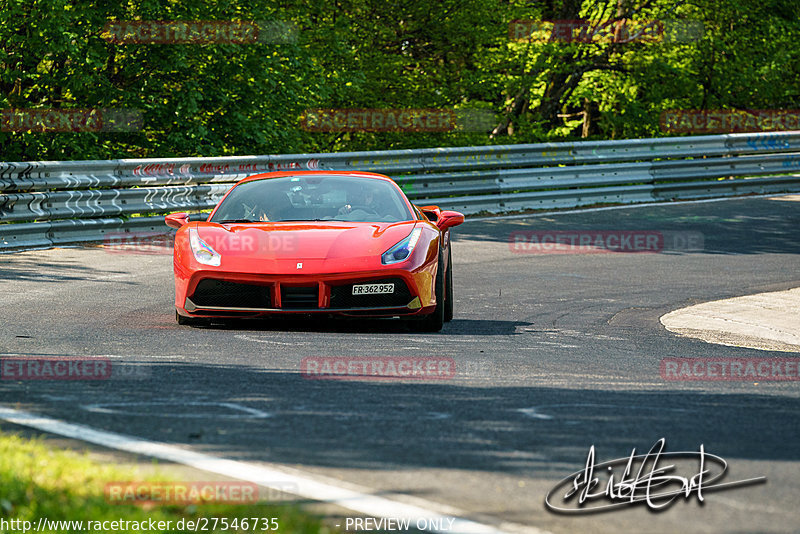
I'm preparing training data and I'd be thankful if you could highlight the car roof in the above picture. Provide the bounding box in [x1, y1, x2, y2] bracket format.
[236, 170, 396, 186]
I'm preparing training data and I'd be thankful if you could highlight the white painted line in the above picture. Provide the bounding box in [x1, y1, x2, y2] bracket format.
[713, 495, 794, 516]
[0, 352, 186, 360]
[0, 405, 548, 534]
[234, 334, 304, 346]
[516, 408, 553, 420]
[80, 401, 271, 419]
[518, 403, 691, 421]
[0, 246, 53, 255]
[464, 192, 799, 223]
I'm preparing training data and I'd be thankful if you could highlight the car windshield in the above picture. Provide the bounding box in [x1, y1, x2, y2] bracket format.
[209, 175, 414, 223]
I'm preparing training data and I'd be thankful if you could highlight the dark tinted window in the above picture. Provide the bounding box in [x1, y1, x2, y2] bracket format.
[210, 175, 413, 223]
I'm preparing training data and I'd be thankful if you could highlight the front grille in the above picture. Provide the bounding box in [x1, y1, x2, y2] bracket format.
[281, 285, 319, 309]
[191, 279, 272, 309]
[329, 278, 413, 309]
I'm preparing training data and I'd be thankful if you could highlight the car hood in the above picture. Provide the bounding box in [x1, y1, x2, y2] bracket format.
[192, 220, 422, 273]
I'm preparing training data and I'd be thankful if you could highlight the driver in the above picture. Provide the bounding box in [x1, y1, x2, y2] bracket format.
[256, 191, 294, 221]
[339, 186, 379, 216]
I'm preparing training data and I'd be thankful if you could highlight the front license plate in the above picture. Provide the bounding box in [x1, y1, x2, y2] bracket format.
[352, 283, 394, 295]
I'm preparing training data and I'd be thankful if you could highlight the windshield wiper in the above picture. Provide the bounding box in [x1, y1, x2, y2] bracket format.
[218, 219, 258, 224]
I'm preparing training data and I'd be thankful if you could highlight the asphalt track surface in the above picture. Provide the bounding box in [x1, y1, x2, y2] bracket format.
[1, 195, 799, 533]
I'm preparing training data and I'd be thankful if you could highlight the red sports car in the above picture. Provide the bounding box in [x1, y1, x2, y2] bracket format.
[165, 171, 464, 331]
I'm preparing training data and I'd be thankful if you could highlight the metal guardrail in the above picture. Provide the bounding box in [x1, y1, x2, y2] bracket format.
[2, 131, 800, 250]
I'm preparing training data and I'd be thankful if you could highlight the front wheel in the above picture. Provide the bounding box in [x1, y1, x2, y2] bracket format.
[415, 250, 445, 332]
[444, 246, 453, 323]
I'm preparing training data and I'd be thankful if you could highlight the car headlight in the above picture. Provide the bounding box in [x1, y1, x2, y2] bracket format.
[189, 227, 221, 266]
[382, 228, 422, 265]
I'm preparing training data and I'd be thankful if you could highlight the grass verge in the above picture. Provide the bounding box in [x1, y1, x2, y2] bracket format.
[0, 430, 334, 533]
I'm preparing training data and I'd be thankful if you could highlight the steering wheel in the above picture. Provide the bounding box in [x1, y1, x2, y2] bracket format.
[242, 202, 258, 220]
[347, 205, 379, 215]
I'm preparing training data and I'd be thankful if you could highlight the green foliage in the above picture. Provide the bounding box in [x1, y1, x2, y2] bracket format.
[0, 0, 797, 160]
[0, 431, 333, 533]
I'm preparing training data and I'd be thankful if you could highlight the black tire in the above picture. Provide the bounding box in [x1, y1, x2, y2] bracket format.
[176, 310, 209, 327]
[444, 246, 454, 323]
[416, 250, 445, 332]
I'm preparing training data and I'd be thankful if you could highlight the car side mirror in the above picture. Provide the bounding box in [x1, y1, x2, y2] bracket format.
[165, 212, 191, 229]
[419, 205, 441, 222]
[436, 210, 465, 231]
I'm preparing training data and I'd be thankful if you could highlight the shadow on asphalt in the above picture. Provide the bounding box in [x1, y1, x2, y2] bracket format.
[454, 197, 800, 255]
[192, 317, 532, 336]
[0, 254, 131, 283]
[4, 362, 798, 476]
